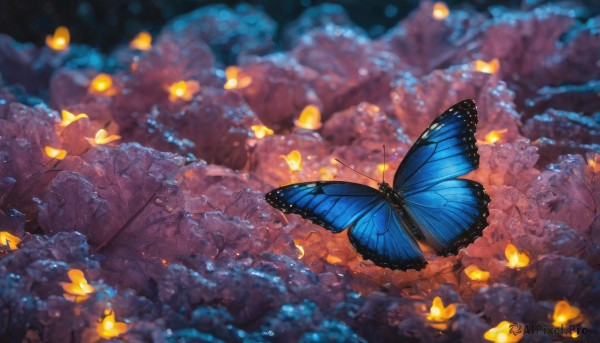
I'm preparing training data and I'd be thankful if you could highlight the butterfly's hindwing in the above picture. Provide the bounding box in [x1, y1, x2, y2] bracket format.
[402, 180, 490, 255]
[348, 200, 426, 270]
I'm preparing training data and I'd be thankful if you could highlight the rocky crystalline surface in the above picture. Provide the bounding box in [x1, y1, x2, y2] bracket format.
[0, 1, 599, 342]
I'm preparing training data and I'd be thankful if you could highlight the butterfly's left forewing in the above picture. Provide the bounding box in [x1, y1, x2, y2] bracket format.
[265, 182, 426, 270]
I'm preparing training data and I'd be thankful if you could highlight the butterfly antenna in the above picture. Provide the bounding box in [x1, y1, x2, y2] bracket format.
[334, 158, 380, 183]
[382, 145, 386, 184]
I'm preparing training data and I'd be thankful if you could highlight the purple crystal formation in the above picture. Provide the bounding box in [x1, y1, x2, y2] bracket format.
[1, 2, 599, 342]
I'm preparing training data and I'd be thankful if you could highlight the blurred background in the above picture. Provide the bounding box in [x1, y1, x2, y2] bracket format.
[0, 0, 527, 51]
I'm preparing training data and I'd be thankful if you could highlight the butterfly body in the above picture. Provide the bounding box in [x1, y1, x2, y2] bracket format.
[266, 99, 490, 271]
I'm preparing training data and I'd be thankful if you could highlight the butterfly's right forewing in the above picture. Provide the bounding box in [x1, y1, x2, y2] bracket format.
[392, 99, 490, 255]
[393, 99, 479, 194]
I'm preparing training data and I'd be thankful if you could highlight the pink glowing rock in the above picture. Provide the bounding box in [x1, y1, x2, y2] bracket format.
[163, 262, 289, 326]
[63, 101, 114, 124]
[49, 69, 97, 108]
[252, 131, 329, 186]
[293, 25, 401, 118]
[391, 69, 522, 142]
[0, 139, 46, 214]
[0, 103, 60, 214]
[0, 232, 100, 340]
[471, 284, 538, 325]
[0, 88, 16, 113]
[473, 140, 540, 190]
[531, 254, 595, 301]
[522, 110, 600, 164]
[527, 154, 596, 233]
[0, 34, 105, 95]
[523, 110, 600, 144]
[161, 4, 276, 64]
[110, 34, 216, 131]
[158, 264, 218, 310]
[176, 90, 259, 169]
[452, 313, 489, 343]
[0, 34, 60, 94]
[0, 209, 25, 241]
[0, 102, 60, 148]
[480, 5, 575, 87]
[38, 144, 194, 291]
[190, 211, 288, 260]
[530, 16, 600, 87]
[1, 231, 98, 278]
[523, 81, 600, 119]
[115, 88, 258, 169]
[322, 102, 410, 150]
[234, 54, 320, 131]
[520, 221, 592, 261]
[178, 161, 270, 217]
[57, 117, 96, 156]
[377, 1, 486, 76]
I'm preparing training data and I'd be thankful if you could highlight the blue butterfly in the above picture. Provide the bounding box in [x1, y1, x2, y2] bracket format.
[265, 99, 490, 270]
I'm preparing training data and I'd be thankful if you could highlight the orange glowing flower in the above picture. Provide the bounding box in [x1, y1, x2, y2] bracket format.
[377, 163, 389, 173]
[432, 2, 449, 20]
[61, 269, 95, 302]
[87, 129, 121, 146]
[505, 243, 529, 268]
[552, 301, 583, 328]
[167, 80, 200, 101]
[424, 296, 456, 330]
[44, 146, 67, 160]
[59, 110, 88, 127]
[281, 150, 303, 171]
[129, 31, 152, 51]
[326, 255, 342, 264]
[97, 309, 128, 339]
[89, 73, 116, 95]
[46, 26, 70, 51]
[484, 321, 523, 342]
[224, 66, 252, 90]
[294, 241, 305, 259]
[250, 125, 274, 139]
[485, 129, 508, 144]
[474, 58, 500, 74]
[427, 296, 456, 322]
[464, 265, 490, 281]
[295, 105, 322, 130]
[319, 166, 336, 180]
[587, 154, 600, 173]
[0, 231, 21, 251]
